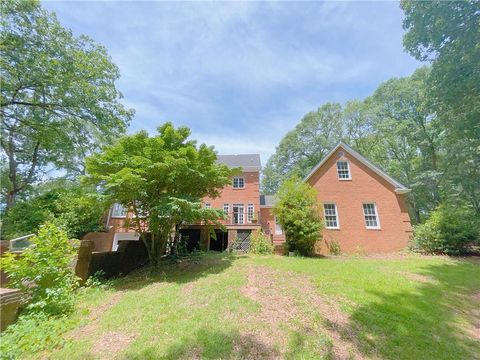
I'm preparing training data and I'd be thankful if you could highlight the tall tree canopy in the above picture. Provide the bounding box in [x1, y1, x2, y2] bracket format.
[85, 123, 236, 264]
[262, 68, 453, 222]
[0, 0, 133, 209]
[401, 0, 480, 214]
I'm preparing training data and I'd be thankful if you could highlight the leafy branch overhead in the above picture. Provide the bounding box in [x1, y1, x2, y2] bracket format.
[0, 0, 133, 209]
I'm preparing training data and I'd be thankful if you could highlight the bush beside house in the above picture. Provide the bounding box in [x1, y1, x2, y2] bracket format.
[412, 205, 479, 255]
[274, 178, 323, 256]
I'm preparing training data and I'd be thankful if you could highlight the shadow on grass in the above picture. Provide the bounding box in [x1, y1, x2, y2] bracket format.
[339, 260, 480, 360]
[126, 327, 279, 360]
[112, 251, 242, 291]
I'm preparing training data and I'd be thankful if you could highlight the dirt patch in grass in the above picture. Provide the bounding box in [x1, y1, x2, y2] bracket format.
[239, 266, 366, 359]
[399, 271, 437, 284]
[93, 331, 136, 359]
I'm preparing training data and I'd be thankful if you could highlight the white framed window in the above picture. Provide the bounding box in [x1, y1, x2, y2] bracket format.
[204, 203, 211, 209]
[323, 203, 339, 229]
[363, 203, 380, 229]
[223, 204, 229, 216]
[233, 204, 244, 224]
[247, 203, 254, 223]
[111, 203, 127, 218]
[232, 177, 245, 189]
[274, 216, 283, 235]
[336, 161, 351, 180]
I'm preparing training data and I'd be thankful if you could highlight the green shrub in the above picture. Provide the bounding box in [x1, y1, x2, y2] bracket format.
[0, 223, 79, 315]
[2, 182, 107, 240]
[249, 230, 274, 255]
[412, 205, 479, 255]
[0, 312, 78, 360]
[328, 240, 341, 255]
[274, 177, 323, 256]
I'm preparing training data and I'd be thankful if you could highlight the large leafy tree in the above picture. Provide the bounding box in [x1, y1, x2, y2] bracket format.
[401, 0, 480, 214]
[85, 123, 236, 264]
[367, 67, 442, 222]
[0, 0, 133, 209]
[262, 102, 380, 194]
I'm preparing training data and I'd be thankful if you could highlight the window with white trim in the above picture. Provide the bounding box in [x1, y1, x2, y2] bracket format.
[232, 177, 245, 189]
[204, 203, 211, 209]
[274, 216, 283, 235]
[363, 203, 380, 229]
[336, 161, 351, 180]
[223, 204, 229, 216]
[247, 203, 254, 223]
[111, 203, 127, 218]
[323, 203, 339, 229]
[233, 204, 244, 224]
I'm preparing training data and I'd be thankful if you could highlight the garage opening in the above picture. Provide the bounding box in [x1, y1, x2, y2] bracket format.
[179, 229, 201, 252]
[209, 229, 228, 252]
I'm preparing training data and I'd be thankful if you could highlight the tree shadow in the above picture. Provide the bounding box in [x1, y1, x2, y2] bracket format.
[112, 252, 241, 292]
[125, 327, 280, 360]
[336, 260, 480, 359]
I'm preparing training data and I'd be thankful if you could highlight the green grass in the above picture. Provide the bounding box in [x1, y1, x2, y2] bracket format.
[10, 253, 480, 359]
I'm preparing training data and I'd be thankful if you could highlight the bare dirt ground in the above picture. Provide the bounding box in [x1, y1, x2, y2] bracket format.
[238, 265, 367, 359]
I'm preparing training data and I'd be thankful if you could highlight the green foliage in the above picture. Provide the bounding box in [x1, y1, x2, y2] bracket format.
[0, 223, 79, 315]
[274, 178, 323, 256]
[401, 0, 480, 216]
[327, 240, 341, 256]
[0, 311, 78, 360]
[249, 230, 274, 255]
[0, 0, 133, 208]
[412, 205, 479, 255]
[1, 182, 107, 240]
[85, 122, 236, 264]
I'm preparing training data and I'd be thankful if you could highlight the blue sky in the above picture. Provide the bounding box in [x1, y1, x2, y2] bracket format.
[43, 1, 421, 164]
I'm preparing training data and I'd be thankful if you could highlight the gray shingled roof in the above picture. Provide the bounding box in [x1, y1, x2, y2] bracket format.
[260, 194, 278, 207]
[217, 154, 261, 171]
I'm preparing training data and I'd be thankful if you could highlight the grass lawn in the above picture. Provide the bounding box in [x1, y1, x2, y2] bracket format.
[8, 252, 480, 359]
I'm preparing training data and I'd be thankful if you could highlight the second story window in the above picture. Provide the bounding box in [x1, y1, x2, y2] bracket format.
[232, 177, 245, 189]
[204, 203, 211, 209]
[112, 203, 127, 218]
[247, 204, 254, 223]
[233, 204, 244, 224]
[223, 204, 229, 216]
[336, 161, 351, 180]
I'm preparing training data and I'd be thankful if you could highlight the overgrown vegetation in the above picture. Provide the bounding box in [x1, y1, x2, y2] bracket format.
[274, 178, 323, 256]
[1, 223, 79, 315]
[412, 205, 479, 255]
[1, 182, 107, 240]
[249, 230, 274, 255]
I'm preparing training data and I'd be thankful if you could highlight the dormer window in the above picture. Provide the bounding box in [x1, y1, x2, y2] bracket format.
[232, 177, 245, 189]
[336, 161, 351, 180]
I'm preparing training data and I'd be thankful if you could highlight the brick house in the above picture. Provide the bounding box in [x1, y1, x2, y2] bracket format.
[303, 142, 412, 254]
[94, 143, 411, 254]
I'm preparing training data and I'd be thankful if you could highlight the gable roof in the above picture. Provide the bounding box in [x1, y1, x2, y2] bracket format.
[217, 154, 261, 171]
[303, 142, 410, 194]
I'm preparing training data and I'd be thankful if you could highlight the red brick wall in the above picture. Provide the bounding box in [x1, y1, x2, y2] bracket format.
[307, 147, 412, 254]
[260, 207, 285, 245]
[203, 171, 261, 224]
